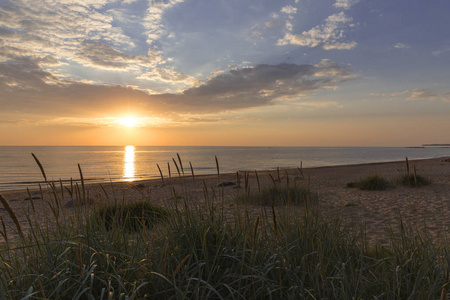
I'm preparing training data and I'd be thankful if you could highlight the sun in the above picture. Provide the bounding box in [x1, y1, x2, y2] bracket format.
[117, 117, 139, 127]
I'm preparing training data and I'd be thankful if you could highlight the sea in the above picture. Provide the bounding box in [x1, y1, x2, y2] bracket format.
[0, 146, 449, 191]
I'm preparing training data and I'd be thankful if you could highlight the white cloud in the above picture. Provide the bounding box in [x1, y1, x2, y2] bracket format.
[0, 0, 193, 92]
[326, 12, 352, 23]
[394, 43, 410, 49]
[0, 0, 138, 64]
[277, 12, 356, 50]
[334, 0, 359, 10]
[280, 5, 297, 15]
[143, 0, 185, 45]
[286, 21, 293, 31]
[270, 12, 279, 19]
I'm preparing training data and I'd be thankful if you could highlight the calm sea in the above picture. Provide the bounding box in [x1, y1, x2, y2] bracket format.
[0, 146, 449, 191]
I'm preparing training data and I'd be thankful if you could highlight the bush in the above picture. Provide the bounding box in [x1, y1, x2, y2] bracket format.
[92, 201, 168, 232]
[398, 174, 431, 187]
[346, 175, 390, 191]
[237, 184, 318, 206]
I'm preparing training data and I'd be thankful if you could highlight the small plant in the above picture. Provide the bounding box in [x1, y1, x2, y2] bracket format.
[237, 184, 318, 206]
[92, 201, 168, 231]
[346, 175, 390, 191]
[401, 157, 431, 187]
[398, 174, 431, 187]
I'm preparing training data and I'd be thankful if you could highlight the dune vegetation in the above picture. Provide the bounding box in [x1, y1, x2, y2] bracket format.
[0, 156, 448, 299]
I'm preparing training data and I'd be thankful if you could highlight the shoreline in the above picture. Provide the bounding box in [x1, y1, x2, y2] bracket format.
[1, 156, 449, 246]
[1, 155, 449, 194]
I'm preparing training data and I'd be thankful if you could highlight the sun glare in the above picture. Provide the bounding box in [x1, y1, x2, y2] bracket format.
[118, 117, 139, 127]
[123, 145, 135, 181]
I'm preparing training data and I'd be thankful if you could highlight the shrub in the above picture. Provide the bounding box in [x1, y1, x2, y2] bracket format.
[346, 175, 390, 191]
[398, 174, 431, 187]
[92, 201, 168, 232]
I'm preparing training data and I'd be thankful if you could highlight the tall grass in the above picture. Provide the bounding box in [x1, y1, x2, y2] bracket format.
[0, 156, 448, 299]
[236, 183, 318, 206]
[347, 175, 391, 191]
[401, 156, 431, 187]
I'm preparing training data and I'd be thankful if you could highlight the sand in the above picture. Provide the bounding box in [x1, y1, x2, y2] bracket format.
[1, 156, 449, 246]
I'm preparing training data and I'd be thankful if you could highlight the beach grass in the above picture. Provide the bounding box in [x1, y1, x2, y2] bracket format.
[91, 201, 168, 232]
[398, 173, 431, 187]
[401, 156, 431, 187]
[236, 183, 318, 206]
[0, 157, 449, 299]
[346, 174, 391, 191]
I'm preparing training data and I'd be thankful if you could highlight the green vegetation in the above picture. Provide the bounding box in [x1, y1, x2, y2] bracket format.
[398, 174, 431, 187]
[346, 158, 431, 191]
[0, 156, 448, 299]
[236, 183, 318, 206]
[346, 175, 391, 191]
[401, 156, 431, 187]
[92, 201, 168, 232]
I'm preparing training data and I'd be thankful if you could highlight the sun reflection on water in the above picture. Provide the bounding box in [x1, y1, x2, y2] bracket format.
[123, 145, 135, 181]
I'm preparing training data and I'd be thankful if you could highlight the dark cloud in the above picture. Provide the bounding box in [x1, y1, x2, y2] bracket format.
[0, 27, 15, 37]
[0, 57, 56, 89]
[155, 62, 352, 112]
[0, 58, 354, 118]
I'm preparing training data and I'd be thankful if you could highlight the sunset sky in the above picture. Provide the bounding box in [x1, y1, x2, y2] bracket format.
[1, 0, 449, 146]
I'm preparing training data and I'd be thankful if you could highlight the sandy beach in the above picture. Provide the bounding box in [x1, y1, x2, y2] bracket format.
[1, 156, 449, 246]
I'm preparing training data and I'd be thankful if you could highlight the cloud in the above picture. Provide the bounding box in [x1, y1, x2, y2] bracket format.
[45, 116, 168, 128]
[0, 1, 139, 65]
[390, 89, 445, 101]
[0, 60, 355, 120]
[285, 21, 293, 31]
[277, 12, 356, 50]
[280, 5, 297, 15]
[0, 56, 57, 89]
[137, 67, 198, 87]
[394, 43, 410, 49]
[294, 101, 343, 109]
[406, 89, 439, 100]
[265, 21, 285, 28]
[442, 92, 450, 103]
[0, 0, 131, 48]
[79, 41, 163, 69]
[0, 0, 196, 92]
[432, 46, 450, 56]
[333, 0, 359, 10]
[313, 59, 354, 78]
[143, 0, 184, 44]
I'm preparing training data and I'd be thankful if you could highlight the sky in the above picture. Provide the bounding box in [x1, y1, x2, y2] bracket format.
[0, 0, 449, 146]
